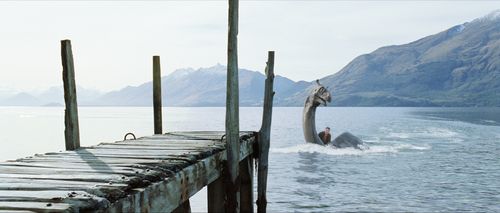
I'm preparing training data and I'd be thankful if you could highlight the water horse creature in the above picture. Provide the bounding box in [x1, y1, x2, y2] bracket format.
[302, 80, 364, 149]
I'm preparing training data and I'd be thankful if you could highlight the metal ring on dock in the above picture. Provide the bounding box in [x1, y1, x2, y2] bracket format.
[124, 132, 136, 140]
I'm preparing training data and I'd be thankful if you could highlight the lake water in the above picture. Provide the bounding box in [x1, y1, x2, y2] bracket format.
[0, 107, 499, 212]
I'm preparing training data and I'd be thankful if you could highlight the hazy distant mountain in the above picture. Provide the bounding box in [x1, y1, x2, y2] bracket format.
[0, 93, 43, 106]
[283, 10, 500, 107]
[0, 66, 307, 107]
[92, 64, 309, 106]
[0, 86, 102, 106]
[0, 87, 18, 100]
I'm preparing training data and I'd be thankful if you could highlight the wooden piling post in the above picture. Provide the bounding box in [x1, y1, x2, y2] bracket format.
[61, 39, 80, 151]
[257, 51, 275, 213]
[208, 176, 225, 212]
[172, 200, 191, 213]
[225, 0, 240, 212]
[153, 56, 163, 135]
[240, 157, 254, 213]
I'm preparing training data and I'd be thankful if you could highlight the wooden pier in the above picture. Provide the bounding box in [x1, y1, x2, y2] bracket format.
[0, 0, 275, 212]
[0, 131, 256, 212]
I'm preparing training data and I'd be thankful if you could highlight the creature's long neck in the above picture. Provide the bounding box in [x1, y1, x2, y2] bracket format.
[303, 97, 324, 145]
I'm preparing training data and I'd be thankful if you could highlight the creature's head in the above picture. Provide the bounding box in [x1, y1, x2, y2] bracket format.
[308, 80, 331, 106]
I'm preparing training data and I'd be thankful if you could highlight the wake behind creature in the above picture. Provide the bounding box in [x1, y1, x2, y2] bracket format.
[302, 80, 365, 149]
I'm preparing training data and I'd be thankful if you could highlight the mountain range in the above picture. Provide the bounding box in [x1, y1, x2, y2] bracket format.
[282, 10, 500, 107]
[91, 64, 309, 106]
[1, 11, 499, 107]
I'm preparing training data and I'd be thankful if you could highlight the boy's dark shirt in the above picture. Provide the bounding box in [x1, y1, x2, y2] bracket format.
[318, 131, 331, 144]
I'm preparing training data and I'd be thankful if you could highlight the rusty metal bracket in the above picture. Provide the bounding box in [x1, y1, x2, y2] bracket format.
[124, 132, 136, 141]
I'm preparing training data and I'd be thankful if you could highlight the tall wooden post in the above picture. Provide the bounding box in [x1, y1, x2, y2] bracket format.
[61, 40, 80, 151]
[153, 56, 163, 135]
[257, 51, 275, 213]
[226, 0, 240, 212]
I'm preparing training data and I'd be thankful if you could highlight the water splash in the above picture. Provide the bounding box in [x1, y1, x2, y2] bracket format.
[271, 143, 430, 156]
[386, 127, 460, 139]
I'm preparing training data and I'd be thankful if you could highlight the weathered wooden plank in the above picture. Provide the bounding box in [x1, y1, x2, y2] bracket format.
[0, 185, 124, 195]
[31, 154, 194, 162]
[145, 134, 222, 141]
[0, 165, 174, 182]
[96, 143, 223, 149]
[53, 148, 212, 155]
[0, 165, 178, 188]
[16, 157, 188, 168]
[61, 39, 80, 151]
[257, 51, 275, 213]
[100, 140, 223, 148]
[93, 144, 223, 149]
[0, 162, 186, 182]
[0, 162, 182, 171]
[167, 131, 252, 139]
[91, 146, 221, 152]
[0, 201, 72, 212]
[0, 185, 127, 202]
[153, 55, 163, 135]
[41, 150, 209, 158]
[0, 190, 109, 210]
[15, 156, 196, 170]
[0, 165, 137, 175]
[0, 173, 127, 183]
[0, 178, 128, 190]
[113, 138, 221, 143]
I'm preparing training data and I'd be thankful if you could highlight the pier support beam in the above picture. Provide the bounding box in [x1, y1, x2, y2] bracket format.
[153, 56, 163, 135]
[208, 176, 225, 212]
[61, 39, 80, 151]
[225, 0, 241, 212]
[172, 200, 191, 213]
[240, 157, 254, 213]
[257, 51, 275, 213]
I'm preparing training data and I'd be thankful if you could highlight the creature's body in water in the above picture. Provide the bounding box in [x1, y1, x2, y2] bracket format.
[302, 80, 364, 149]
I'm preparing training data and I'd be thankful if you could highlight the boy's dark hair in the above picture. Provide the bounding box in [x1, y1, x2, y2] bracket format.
[326, 127, 330, 130]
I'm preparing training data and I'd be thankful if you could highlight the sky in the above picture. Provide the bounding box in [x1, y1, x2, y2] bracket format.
[0, 1, 499, 92]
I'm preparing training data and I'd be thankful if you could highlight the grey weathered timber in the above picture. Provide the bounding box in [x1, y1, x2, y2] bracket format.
[172, 199, 191, 213]
[225, 0, 241, 212]
[153, 56, 163, 135]
[257, 51, 275, 213]
[208, 176, 225, 212]
[61, 39, 80, 151]
[240, 157, 254, 213]
[0, 131, 256, 212]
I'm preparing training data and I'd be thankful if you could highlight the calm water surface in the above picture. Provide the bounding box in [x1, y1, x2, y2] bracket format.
[0, 107, 499, 212]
